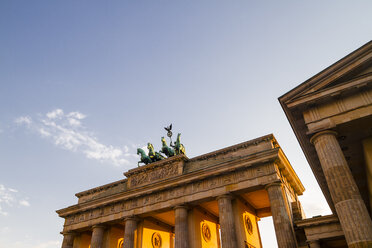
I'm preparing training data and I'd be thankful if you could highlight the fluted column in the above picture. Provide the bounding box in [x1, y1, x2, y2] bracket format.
[307, 240, 321, 248]
[174, 205, 189, 248]
[311, 130, 372, 247]
[266, 182, 297, 248]
[123, 217, 138, 248]
[91, 225, 105, 248]
[217, 194, 238, 248]
[61, 232, 74, 248]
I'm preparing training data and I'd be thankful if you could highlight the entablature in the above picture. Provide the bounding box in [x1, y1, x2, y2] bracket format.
[303, 86, 372, 134]
[56, 134, 304, 232]
[57, 147, 280, 217]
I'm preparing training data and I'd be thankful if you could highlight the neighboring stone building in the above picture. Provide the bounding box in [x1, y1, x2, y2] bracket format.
[279, 40, 372, 247]
[58, 40, 372, 248]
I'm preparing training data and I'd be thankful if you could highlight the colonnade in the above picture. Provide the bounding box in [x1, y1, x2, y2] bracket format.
[61, 182, 297, 248]
[310, 130, 372, 247]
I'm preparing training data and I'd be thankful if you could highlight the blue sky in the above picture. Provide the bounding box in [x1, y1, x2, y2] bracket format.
[1, 1, 372, 247]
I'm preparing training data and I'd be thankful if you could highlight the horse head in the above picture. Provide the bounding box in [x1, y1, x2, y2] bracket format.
[147, 143, 154, 150]
[176, 133, 181, 144]
[137, 148, 145, 156]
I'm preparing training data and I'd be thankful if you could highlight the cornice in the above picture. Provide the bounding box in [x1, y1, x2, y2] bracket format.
[75, 179, 127, 198]
[188, 134, 275, 162]
[276, 148, 305, 195]
[286, 73, 372, 108]
[295, 214, 339, 227]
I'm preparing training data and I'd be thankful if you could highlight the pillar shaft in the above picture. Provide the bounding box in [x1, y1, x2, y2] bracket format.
[266, 183, 297, 248]
[91, 225, 105, 248]
[61, 232, 74, 248]
[311, 131, 372, 247]
[217, 195, 238, 248]
[123, 217, 137, 248]
[174, 205, 189, 248]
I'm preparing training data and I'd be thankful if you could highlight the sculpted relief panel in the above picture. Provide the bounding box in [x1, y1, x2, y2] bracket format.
[126, 158, 185, 188]
[129, 162, 179, 187]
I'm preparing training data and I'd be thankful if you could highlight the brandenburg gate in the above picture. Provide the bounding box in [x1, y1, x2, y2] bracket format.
[57, 134, 305, 248]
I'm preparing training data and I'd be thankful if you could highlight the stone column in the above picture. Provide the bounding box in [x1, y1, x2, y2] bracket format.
[217, 194, 238, 248]
[311, 130, 372, 247]
[307, 240, 321, 248]
[266, 182, 297, 248]
[123, 217, 138, 248]
[91, 225, 105, 248]
[61, 232, 74, 248]
[174, 205, 189, 248]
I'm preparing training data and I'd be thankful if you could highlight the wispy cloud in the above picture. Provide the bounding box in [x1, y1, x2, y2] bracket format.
[15, 109, 135, 166]
[15, 116, 32, 126]
[0, 184, 30, 216]
[19, 200, 30, 207]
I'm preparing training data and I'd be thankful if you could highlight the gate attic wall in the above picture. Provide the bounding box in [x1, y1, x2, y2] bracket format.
[57, 134, 304, 234]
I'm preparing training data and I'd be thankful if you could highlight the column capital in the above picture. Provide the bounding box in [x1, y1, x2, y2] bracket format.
[92, 224, 106, 229]
[124, 216, 139, 222]
[310, 130, 338, 145]
[264, 182, 282, 191]
[216, 194, 234, 201]
[173, 204, 189, 210]
[61, 231, 75, 236]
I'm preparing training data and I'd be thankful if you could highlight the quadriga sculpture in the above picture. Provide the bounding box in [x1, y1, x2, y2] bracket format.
[174, 133, 186, 155]
[147, 143, 164, 162]
[137, 148, 152, 166]
[160, 136, 175, 157]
